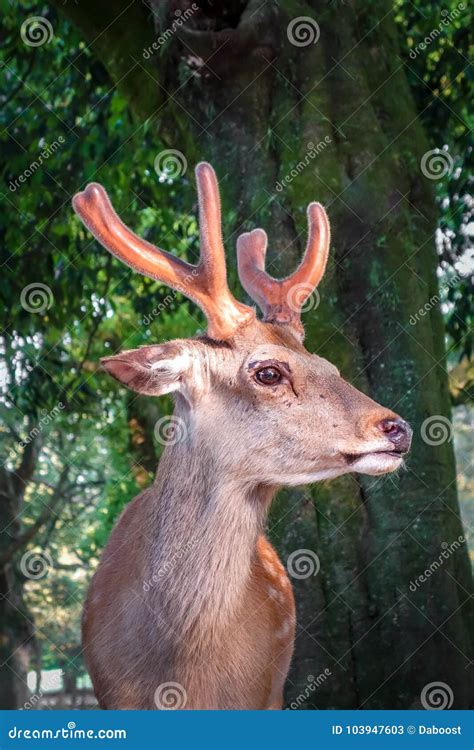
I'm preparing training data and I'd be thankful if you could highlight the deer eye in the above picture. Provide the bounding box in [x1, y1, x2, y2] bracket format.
[255, 366, 282, 386]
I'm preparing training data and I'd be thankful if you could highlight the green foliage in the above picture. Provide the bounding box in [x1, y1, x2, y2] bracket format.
[394, 0, 473, 360]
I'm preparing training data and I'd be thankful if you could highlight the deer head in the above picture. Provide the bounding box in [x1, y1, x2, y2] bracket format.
[73, 163, 411, 484]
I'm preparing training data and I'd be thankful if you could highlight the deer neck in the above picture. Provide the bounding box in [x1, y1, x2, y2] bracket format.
[147, 438, 274, 643]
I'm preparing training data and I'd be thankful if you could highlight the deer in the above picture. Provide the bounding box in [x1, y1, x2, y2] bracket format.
[72, 162, 412, 710]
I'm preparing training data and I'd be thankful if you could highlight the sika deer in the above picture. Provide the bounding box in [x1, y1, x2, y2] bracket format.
[73, 163, 411, 710]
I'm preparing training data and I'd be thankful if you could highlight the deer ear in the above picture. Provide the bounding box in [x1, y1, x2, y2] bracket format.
[101, 342, 195, 398]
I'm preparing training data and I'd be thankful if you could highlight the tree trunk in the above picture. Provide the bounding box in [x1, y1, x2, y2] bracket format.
[0, 441, 68, 707]
[64, 669, 78, 708]
[55, 0, 473, 708]
[0, 443, 41, 709]
[0, 566, 33, 709]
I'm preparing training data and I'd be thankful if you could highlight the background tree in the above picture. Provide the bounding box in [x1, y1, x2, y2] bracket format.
[1, 0, 472, 708]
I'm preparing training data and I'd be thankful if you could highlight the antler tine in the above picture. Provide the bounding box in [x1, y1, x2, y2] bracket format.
[287, 202, 331, 297]
[72, 184, 194, 290]
[237, 229, 275, 315]
[195, 162, 227, 290]
[237, 202, 330, 335]
[192, 162, 254, 335]
[72, 164, 254, 340]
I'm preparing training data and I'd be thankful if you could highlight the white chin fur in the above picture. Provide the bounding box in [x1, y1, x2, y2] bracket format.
[271, 454, 403, 486]
[349, 452, 403, 476]
[276, 467, 349, 485]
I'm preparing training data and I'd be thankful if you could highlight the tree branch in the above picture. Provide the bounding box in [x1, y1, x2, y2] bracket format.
[12, 432, 41, 499]
[49, 0, 162, 120]
[76, 255, 113, 376]
[3, 56, 36, 107]
[0, 466, 69, 566]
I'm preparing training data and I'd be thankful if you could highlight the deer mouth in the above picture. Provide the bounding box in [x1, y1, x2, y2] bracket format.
[344, 449, 405, 475]
[345, 449, 405, 463]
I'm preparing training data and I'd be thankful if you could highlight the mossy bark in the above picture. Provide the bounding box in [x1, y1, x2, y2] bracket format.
[56, 0, 473, 708]
[0, 451, 39, 709]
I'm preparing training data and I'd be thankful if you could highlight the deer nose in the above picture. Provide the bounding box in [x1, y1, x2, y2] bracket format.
[377, 417, 412, 453]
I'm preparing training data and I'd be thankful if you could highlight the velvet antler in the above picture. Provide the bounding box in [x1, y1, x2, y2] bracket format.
[72, 163, 254, 340]
[236, 203, 330, 335]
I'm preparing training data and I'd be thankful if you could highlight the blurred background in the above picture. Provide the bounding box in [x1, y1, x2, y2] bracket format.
[0, 0, 472, 710]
